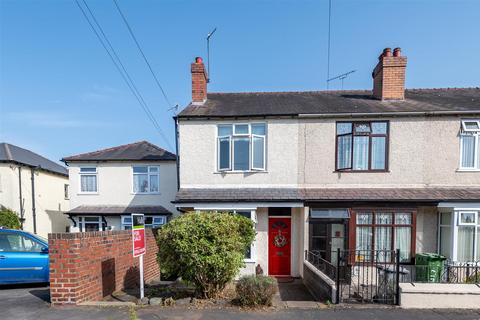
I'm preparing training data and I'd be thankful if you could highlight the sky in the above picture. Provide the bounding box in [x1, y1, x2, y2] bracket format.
[1, 0, 479, 164]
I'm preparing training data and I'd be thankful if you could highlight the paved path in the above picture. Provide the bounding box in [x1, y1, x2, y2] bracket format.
[1, 285, 480, 320]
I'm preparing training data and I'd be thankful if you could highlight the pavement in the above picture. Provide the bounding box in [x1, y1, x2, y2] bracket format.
[1, 284, 480, 320]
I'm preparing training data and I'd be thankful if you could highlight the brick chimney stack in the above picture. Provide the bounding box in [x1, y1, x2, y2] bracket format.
[191, 57, 208, 105]
[372, 47, 407, 100]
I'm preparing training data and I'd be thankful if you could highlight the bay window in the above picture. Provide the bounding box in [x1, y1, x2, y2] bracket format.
[79, 167, 97, 193]
[459, 120, 480, 170]
[353, 210, 415, 263]
[217, 123, 266, 172]
[336, 121, 389, 171]
[440, 210, 480, 262]
[133, 166, 160, 193]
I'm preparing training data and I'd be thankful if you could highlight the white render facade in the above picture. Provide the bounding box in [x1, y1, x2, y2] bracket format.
[0, 154, 69, 238]
[175, 51, 480, 280]
[62, 141, 178, 232]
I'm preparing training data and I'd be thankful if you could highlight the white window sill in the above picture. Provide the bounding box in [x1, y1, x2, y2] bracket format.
[244, 259, 256, 263]
[214, 171, 268, 174]
[456, 169, 480, 172]
[131, 192, 161, 195]
[78, 192, 99, 195]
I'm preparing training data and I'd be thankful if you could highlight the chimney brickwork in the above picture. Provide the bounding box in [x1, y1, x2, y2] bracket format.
[191, 57, 208, 104]
[372, 47, 407, 101]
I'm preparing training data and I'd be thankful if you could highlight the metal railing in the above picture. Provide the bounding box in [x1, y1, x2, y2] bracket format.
[335, 249, 401, 305]
[400, 261, 480, 284]
[305, 250, 337, 280]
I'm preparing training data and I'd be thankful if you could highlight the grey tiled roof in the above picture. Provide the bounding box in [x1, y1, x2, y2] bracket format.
[62, 141, 176, 162]
[0, 143, 68, 176]
[177, 88, 480, 118]
[175, 187, 480, 203]
[67, 205, 172, 216]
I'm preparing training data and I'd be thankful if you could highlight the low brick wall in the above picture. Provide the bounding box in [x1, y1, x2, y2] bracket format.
[49, 229, 160, 306]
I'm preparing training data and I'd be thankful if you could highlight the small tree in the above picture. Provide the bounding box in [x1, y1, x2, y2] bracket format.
[0, 207, 21, 229]
[157, 212, 255, 298]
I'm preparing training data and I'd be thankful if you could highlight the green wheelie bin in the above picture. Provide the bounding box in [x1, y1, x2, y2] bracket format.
[415, 253, 446, 282]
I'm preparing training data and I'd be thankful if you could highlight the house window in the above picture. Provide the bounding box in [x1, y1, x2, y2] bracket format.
[64, 184, 69, 199]
[460, 120, 480, 170]
[438, 212, 452, 259]
[456, 211, 480, 262]
[79, 167, 97, 193]
[132, 166, 160, 193]
[78, 216, 102, 232]
[217, 123, 266, 172]
[121, 215, 166, 230]
[336, 121, 389, 171]
[353, 210, 415, 263]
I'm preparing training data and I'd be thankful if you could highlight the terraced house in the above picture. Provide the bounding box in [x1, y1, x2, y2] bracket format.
[174, 49, 480, 303]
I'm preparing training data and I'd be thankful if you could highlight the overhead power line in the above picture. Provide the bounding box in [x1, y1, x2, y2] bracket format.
[74, 0, 174, 150]
[112, 0, 174, 112]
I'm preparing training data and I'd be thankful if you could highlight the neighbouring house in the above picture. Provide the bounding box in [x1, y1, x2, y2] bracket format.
[0, 143, 70, 237]
[174, 50, 480, 304]
[61, 141, 177, 232]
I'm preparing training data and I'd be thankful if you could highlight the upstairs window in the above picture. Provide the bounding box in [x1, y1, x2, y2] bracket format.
[217, 123, 266, 172]
[336, 121, 389, 171]
[460, 120, 480, 170]
[133, 166, 160, 193]
[79, 167, 97, 193]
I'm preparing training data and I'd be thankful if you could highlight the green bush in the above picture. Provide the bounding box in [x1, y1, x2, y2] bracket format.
[465, 272, 480, 284]
[157, 211, 255, 298]
[235, 275, 277, 307]
[0, 207, 21, 229]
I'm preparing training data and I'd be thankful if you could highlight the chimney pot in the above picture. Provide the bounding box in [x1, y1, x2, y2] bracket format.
[393, 47, 401, 57]
[195, 57, 203, 64]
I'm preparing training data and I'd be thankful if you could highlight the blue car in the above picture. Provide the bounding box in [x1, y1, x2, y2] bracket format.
[0, 228, 49, 284]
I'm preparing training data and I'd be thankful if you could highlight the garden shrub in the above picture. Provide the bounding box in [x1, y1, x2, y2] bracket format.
[465, 272, 480, 284]
[235, 275, 277, 307]
[157, 211, 255, 298]
[0, 207, 21, 229]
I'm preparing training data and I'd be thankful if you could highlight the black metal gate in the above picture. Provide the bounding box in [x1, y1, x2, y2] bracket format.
[335, 249, 401, 305]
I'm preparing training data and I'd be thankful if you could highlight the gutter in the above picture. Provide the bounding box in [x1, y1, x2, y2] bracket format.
[176, 110, 480, 120]
[298, 110, 480, 119]
[174, 116, 180, 191]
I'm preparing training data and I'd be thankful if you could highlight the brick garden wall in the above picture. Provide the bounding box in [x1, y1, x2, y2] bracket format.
[48, 229, 160, 306]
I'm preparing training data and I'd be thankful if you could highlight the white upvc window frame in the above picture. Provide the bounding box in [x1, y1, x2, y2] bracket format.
[459, 120, 480, 171]
[79, 166, 98, 194]
[458, 211, 478, 226]
[78, 216, 103, 232]
[132, 165, 160, 194]
[121, 215, 166, 230]
[443, 209, 480, 263]
[216, 122, 267, 172]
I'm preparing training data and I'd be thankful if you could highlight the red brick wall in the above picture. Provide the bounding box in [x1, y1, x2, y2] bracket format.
[48, 229, 160, 306]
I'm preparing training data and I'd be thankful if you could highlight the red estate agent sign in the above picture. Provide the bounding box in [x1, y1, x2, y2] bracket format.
[132, 214, 146, 299]
[132, 214, 146, 257]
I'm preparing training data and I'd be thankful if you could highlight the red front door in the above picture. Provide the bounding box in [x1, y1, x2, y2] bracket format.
[268, 217, 291, 276]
